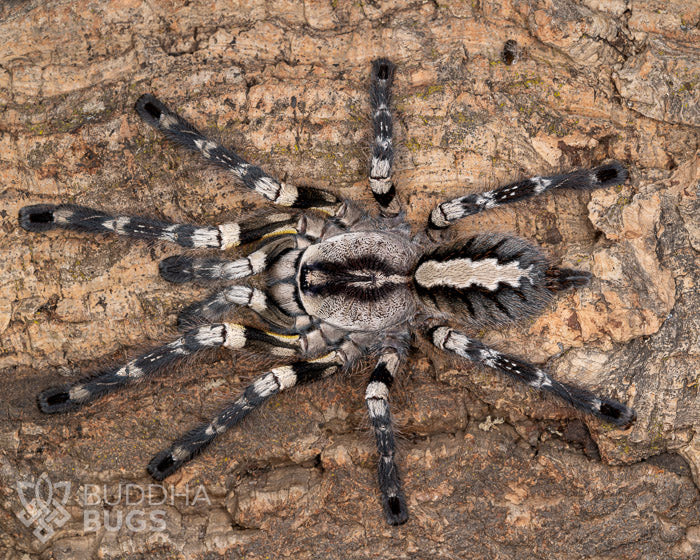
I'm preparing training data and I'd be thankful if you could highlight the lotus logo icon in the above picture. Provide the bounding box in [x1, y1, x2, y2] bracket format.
[15, 472, 71, 543]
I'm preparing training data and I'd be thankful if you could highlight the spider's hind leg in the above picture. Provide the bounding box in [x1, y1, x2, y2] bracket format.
[428, 162, 628, 230]
[431, 326, 636, 427]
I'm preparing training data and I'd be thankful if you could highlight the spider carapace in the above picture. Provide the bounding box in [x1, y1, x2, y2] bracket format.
[19, 59, 635, 525]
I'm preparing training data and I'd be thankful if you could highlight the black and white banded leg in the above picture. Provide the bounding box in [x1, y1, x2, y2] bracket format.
[160, 229, 299, 286]
[19, 205, 299, 251]
[148, 352, 344, 479]
[135, 94, 340, 213]
[37, 323, 301, 413]
[428, 162, 628, 229]
[369, 59, 400, 217]
[170, 236, 300, 328]
[431, 326, 636, 426]
[159, 254, 265, 284]
[176, 286, 272, 329]
[365, 347, 408, 525]
[19, 204, 226, 249]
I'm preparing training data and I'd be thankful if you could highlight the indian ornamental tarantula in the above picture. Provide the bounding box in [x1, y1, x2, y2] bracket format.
[19, 59, 635, 525]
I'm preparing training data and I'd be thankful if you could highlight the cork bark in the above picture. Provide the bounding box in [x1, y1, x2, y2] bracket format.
[1, 0, 699, 558]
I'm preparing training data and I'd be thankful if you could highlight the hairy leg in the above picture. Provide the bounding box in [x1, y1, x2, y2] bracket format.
[135, 94, 340, 212]
[37, 323, 302, 413]
[428, 162, 628, 229]
[431, 326, 636, 426]
[369, 59, 400, 217]
[20, 204, 301, 252]
[365, 347, 408, 525]
[148, 352, 345, 479]
[159, 231, 298, 284]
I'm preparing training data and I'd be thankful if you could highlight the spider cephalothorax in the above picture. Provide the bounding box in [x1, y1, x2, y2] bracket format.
[19, 59, 635, 525]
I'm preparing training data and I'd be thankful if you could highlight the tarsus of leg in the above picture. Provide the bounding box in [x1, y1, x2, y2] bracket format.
[369, 59, 400, 217]
[134, 94, 340, 213]
[365, 347, 408, 525]
[428, 162, 628, 229]
[147, 351, 344, 480]
[431, 326, 636, 427]
[37, 323, 302, 414]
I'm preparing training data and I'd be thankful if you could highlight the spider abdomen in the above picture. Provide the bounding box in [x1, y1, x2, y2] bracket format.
[414, 233, 553, 326]
[297, 231, 417, 331]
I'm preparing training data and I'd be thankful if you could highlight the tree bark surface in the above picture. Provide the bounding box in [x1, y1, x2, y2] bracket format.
[1, 0, 699, 558]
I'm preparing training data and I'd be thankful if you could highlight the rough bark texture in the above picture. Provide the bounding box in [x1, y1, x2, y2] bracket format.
[1, 0, 699, 558]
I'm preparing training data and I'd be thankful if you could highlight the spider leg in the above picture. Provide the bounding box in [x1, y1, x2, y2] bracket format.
[365, 347, 408, 525]
[148, 351, 345, 480]
[369, 59, 400, 217]
[18, 204, 301, 251]
[427, 162, 628, 229]
[134, 94, 341, 213]
[152, 209, 335, 283]
[37, 323, 302, 413]
[19, 203, 226, 248]
[431, 326, 636, 427]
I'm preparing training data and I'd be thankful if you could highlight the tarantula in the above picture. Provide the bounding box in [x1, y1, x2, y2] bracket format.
[19, 59, 635, 525]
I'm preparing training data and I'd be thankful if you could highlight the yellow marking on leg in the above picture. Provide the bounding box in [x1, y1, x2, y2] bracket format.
[310, 351, 341, 364]
[264, 331, 300, 341]
[261, 228, 299, 240]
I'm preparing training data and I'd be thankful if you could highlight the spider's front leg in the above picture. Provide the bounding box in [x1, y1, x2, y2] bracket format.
[149, 327, 366, 479]
[365, 346, 408, 525]
[156, 210, 320, 285]
[19, 203, 298, 251]
[134, 94, 341, 213]
[430, 326, 636, 426]
[427, 162, 628, 230]
[37, 323, 301, 413]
